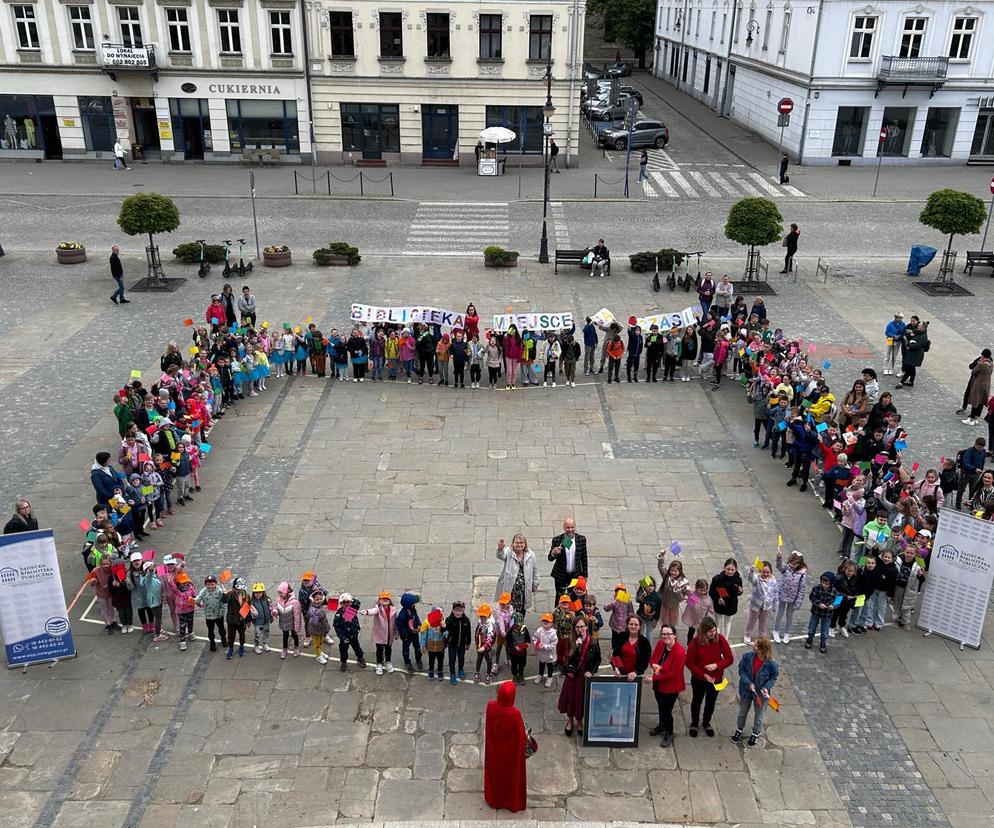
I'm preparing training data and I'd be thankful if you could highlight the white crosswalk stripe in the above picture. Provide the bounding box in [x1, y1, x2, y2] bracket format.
[403, 202, 510, 256]
[726, 172, 764, 196]
[747, 172, 786, 197]
[688, 171, 720, 197]
[707, 171, 740, 196]
[668, 171, 697, 197]
[639, 168, 808, 199]
[550, 201, 572, 247]
[645, 148, 679, 171]
[639, 179, 659, 198]
[650, 171, 680, 198]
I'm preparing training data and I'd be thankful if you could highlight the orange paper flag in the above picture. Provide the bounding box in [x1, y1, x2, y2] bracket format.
[239, 602, 251, 619]
[219, 569, 232, 583]
[571, 600, 583, 612]
[767, 696, 781, 712]
[183, 318, 194, 327]
[903, 525, 917, 539]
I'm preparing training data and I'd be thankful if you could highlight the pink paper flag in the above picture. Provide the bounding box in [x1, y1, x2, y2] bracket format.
[142, 549, 156, 561]
[808, 344, 817, 352]
[343, 606, 357, 622]
[78, 519, 90, 532]
[687, 594, 699, 606]
[874, 453, 888, 465]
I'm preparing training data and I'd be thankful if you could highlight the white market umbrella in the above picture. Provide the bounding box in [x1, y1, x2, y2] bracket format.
[478, 126, 517, 144]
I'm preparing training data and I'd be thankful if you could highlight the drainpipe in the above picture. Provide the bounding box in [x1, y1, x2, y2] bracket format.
[798, 0, 824, 164]
[677, 0, 689, 90]
[719, 1, 739, 116]
[299, 0, 317, 166]
[565, 0, 582, 168]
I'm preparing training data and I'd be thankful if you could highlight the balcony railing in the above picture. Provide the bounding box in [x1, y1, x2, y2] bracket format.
[876, 55, 947, 98]
[878, 55, 948, 81]
[100, 43, 158, 80]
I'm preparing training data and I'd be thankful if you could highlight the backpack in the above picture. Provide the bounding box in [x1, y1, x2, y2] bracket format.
[573, 342, 581, 360]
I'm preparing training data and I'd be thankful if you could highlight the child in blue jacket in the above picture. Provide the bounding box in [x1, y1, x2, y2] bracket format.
[396, 592, 424, 673]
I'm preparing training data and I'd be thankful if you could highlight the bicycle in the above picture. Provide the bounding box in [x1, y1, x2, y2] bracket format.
[222, 239, 233, 278]
[235, 238, 253, 277]
[197, 239, 211, 278]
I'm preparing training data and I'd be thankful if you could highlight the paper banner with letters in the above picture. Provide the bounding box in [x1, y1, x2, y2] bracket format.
[590, 306, 699, 333]
[350, 304, 466, 329]
[491, 312, 574, 332]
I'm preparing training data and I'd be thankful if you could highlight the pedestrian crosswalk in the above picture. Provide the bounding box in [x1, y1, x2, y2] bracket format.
[639, 168, 806, 199]
[402, 201, 510, 257]
[550, 201, 571, 249]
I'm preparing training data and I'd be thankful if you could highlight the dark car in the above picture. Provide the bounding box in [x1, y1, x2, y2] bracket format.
[581, 87, 643, 115]
[597, 119, 669, 150]
[608, 62, 633, 77]
[582, 62, 608, 79]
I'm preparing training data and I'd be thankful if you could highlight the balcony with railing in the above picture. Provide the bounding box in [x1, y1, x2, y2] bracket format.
[876, 55, 948, 98]
[100, 43, 158, 81]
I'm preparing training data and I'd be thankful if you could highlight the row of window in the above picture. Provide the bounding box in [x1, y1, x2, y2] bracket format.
[661, 5, 979, 62]
[10, 5, 293, 56]
[330, 12, 552, 62]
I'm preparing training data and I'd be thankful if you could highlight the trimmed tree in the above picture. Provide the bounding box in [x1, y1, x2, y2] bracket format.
[919, 188, 986, 264]
[724, 197, 783, 279]
[118, 193, 181, 254]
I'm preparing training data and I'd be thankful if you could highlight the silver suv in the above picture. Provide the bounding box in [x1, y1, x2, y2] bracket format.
[597, 119, 669, 150]
[587, 93, 640, 121]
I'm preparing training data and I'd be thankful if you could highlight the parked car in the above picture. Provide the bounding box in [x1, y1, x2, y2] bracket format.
[597, 119, 669, 150]
[588, 94, 641, 121]
[608, 62, 633, 77]
[582, 62, 608, 79]
[581, 83, 642, 107]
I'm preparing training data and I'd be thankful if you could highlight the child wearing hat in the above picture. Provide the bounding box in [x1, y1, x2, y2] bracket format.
[506, 613, 531, 685]
[804, 572, 838, 653]
[171, 571, 197, 651]
[139, 560, 167, 642]
[333, 593, 366, 671]
[474, 604, 496, 684]
[298, 571, 322, 647]
[534, 613, 559, 687]
[553, 595, 575, 670]
[420, 606, 447, 680]
[250, 583, 272, 654]
[603, 584, 636, 653]
[221, 576, 250, 659]
[360, 591, 397, 675]
[307, 589, 331, 664]
[445, 601, 472, 684]
[636, 575, 662, 639]
[491, 593, 514, 677]
[273, 581, 303, 659]
[397, 592, 424, 674]
[196, 575, 226, 652]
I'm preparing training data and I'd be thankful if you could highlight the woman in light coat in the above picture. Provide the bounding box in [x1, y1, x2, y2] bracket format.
[494, 533, 539, 617]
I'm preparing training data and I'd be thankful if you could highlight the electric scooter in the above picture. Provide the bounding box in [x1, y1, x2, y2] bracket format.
[197, 239, 211, 278]
[222, 239, 233, 278]
[685, 250, 704, 293]
[235, 238, 253, 276]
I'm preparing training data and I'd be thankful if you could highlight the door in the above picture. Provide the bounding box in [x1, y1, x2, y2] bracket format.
[132, 106, 160, 157]
[361, 110, 382, 160]
[181, 116, 205, 159]
[39, 115, 62, 159]
[970, 110, 994, 159]
[422, 104, 458, 159]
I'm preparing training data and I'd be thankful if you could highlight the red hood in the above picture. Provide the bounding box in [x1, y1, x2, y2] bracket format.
[497, 680, 516, 706]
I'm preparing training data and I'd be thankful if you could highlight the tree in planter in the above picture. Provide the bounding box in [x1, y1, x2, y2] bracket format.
[919, 189, 986, 277]
[484, 245, 519, 265]
[724, 197, 783, 282]
[313, 241, 361, 266]
[587, 0, 655, 69]
[118, 193, 181, 283]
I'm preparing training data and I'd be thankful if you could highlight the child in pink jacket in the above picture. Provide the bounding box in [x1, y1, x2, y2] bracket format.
[273, 581, 303, 659]
[360, 591, 397, 675]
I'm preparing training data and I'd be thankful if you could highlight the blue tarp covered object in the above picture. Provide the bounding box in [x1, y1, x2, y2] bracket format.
[907, 245, 937, 276]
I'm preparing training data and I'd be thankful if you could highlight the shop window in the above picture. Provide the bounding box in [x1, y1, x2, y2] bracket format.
[118, 6, 142, 48]
[479, 14, 502, 59]
[68, 6, 94, 51]
[340, 103, 400, 153]
[270, 10, 292, 55]
[379, 12, 403, 57]
[484, 105, 544, 154]
[427, 13, 449, 58]
[0, 94, 52, 150]
[226, 99, 299, 152]
[880, 107, 915, 157]
[831, 106, 869, 156]
[218, 9, 241, 54]
[529, 15, 552, 61]
[921, 108, 958, 157]
[13, 5, 39, 50]
[78, 96, 115, 151]
[329, 11, 354, 57]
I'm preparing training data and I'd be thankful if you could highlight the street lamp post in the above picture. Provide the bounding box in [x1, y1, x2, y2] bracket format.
[538, 53, 555, 264]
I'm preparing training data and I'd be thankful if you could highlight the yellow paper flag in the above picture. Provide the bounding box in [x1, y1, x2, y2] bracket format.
[853, 594, 866, 608]
[777, 534, 784, 548]
[713, 677, 728, 691]
[753, 557, 763, 569]
[306, 316, 313, 324]
[616, 590, 630, 604]
[262, 320, 269, 329]
[189, 346, 199, 355]
[130, 370, 141, 379]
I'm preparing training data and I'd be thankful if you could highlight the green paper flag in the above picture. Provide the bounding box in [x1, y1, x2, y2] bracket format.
[858, 556, 867, 567]
[853, 594, 866, 608]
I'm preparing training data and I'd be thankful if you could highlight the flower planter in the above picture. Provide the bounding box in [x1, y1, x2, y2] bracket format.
[318, 254, 350, 266]
[263, 250, 292, 268]
[485, 255, 518, 268]
[56, 247, 87, 264]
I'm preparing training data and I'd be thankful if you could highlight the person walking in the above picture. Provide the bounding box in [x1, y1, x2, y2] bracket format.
[638, 150, 648, 184]
[549, 139, 560, 173]
[113, 139, 130, 171]
[780, 223, 799, 274]
[110, 245, 129, 304]
[896, 318, 929, 389]
[960, 350, 992, 425]
[778, 152, 789, 184]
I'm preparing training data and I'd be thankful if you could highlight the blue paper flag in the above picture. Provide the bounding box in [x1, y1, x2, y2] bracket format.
[832, 595, 844, 607]
[816, 422, 828, 432]
[200, 443, 212, 453]
[211, 317, 219, 325]
[894, 439, 908, 451]
[822, 360, 832, 370]
[777, 421, 787, 431]
[167, 401, 176, 411]
[670, 541, 682, 556]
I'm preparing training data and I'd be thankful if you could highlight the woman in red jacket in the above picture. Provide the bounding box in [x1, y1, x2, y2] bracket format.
[685, 617, 734, 738]
[647, 623, 686, 747]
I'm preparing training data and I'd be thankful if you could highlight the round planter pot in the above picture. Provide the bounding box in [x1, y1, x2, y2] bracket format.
[263, 251, 292, 268]
[56, 248, 87, 264]
[484, 256, 518, 268]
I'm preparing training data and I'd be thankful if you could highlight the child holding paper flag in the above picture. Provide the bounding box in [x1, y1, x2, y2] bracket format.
[804, 572, 837, 653]
[892, 546, 925, 629]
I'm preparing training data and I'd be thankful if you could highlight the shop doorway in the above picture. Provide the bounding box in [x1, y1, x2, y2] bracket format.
[422, 104, 458, 160]
[179, 118, 205, 159]
[169, 98, 209, 160]
[970, 109, 994, 160]
[131, 100, 160, 158]
[39, 115, 62, 159]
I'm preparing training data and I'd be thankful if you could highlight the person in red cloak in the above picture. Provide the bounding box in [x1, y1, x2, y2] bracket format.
[483, 680, 527, 812]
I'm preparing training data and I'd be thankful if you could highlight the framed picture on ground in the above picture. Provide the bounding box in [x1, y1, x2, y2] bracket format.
[582, 675, 642, 748]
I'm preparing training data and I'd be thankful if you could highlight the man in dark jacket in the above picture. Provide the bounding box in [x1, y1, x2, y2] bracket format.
[90, 452, 121, 506]
[110, 245, 129, 304]
[582, 318, 598, 375]
[3, 500, 39, 534]
[626, 324, 644, 383]
[549, 518, 589, 598]
[897, 319, 929, 389]
[785, 419, 818, 492]
[957, 438, 987, 510]
[780, 223, 799, 273]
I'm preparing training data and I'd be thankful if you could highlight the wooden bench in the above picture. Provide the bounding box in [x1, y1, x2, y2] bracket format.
[554, 248, 611, 274]
[964, 250, 994, 276]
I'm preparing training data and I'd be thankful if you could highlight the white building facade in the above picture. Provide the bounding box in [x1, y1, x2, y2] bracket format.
[0, 0, 310, 161]
[653, 0, 994, 164]
[303, 0, 586, 165]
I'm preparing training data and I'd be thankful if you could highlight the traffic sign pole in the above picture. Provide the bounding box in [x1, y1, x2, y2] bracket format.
[775, 99, 794, 185]
[872, 127, 887, 198]
[982, 176, 994, 251]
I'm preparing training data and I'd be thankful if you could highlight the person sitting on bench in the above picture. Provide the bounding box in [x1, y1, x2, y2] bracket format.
[590, 239, 610, 277]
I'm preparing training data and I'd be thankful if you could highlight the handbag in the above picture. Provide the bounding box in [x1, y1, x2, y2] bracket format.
[524, 727, 538, 759]
[781, 236, 788, 247]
